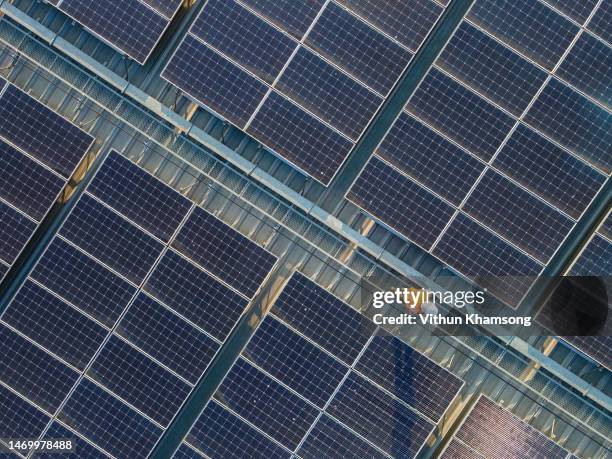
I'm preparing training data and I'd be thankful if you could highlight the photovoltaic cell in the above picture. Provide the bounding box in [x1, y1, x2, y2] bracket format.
[556, 33, 612, 108]
[588, 1, 611, 44]
[543, 0, 598, 23]
[347, 156, 455, 249]
[140, 0, 183, 19]
[186, 400, 290, 459]
[375, 113, 485, 205]
[406, 68, 515, 160]
[355, 331, 463, 422]
[275, 47, 382, 140]
[437, 22, 547, 116]
[454, 396, 567, 458]
[174, 444, 204, 459]
[305, 2, 412, 95]
[41, 422, 110, 459]
[0, 201, 36, 266]
[191, 0, 296, 83]
[600, 214, 612, 239]
[440, 439, 485, 459]
[493, 125, 606, 219]
[570, 234, 611, 276]
[525, 78, 611, 173]
[238, 0, 325, 38]
[88, 152, 192, 242]
[0, 262, 8, 283]
[0, 85, 93, 177]
[467, 0, 579, 69]
[247, 91, 353, 185]
[172, 206, 276, 297]
[0, 384, 49, 440]
[58, 379, 162, 459]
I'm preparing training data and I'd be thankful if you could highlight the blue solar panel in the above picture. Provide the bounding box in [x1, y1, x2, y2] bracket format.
[525, 78, 611, 173]
[454, 396, 567, 458]
[3, 280, 107, 370]
[493, 125, 606, 219]
[191, 0, 296, 83]
[271, 273, 376, 365]
[30, 238, 137, 328]
[305, 2, 412, 95]
[185, 400, 290, 459]
[570, 234, 611, 276]
[41, 422, 110, 459]
[172, 205, 277, 298]
[327, 372, 434, 458]
[144, 250, 249, 341]
[239, 0, 325, 38]
[440, 439, 485, 459]
[117, 293, 220, 384]
[0, 201, 36, 266]
[0, 140, 65, 221]
[87, 335, 191, 426]
[0, 262, 8, 283]
[437, 21, 547, 116]
[0, 85, 93, 178]
[467, 0, 579, 69]
[275, 47, 382, 140]
[60, 194, 164, 284]
[140, 0, 183, 19]
[58, 379, 162, 459]
[355, 331, 463, 422]
[88, 152, 192, 242]
[543, 0, 598, 23]
[214, 358, 319, 450]
[0, 384, 49, 440]
[347, 156, 455, 249]
[407, 68, 515, 161]
[600, 214, 612, 239]
[242, 316, 347, 408]
[588, 1, 611, 44]
[374, 113, 485, 205]
[173, 444, 204, 459]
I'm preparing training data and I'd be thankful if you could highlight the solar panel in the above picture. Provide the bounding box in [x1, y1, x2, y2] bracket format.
[588, 1, 611, 44]
[440, 439, 485, 459]
[0, 262, 8, 283]
[543, 0, 598, 23]
[570, 234, 611, 277]
[600, 213, 612, 239]
[0, 201, 37, 266]
[42, 422, 111, 459]
[453, 395, 568, 458]
[174, 443, 205, 459]
[0, 384, 49, 449]
[238, 0, 325, 39]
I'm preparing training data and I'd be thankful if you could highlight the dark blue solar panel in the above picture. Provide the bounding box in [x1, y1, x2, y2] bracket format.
[144, 250, 248, 341]
[3, 280, 107, 370]
[239, 0, 325, 38]
[0, 201, 36, 265]
[440, 439, 485, 459]
[463, 170, 574, 262]
[87, 335, 191, 426]
[243, 316, 347, 408]
[588, 1, 611, 44]
[570, 234, 611, 276]
[0, 325, 79, 412]
[140, 0, 182, 19]
[0, 384, 49, 440]
[41, 422, 110, 459]
[336, 0, 442, 51]
[0, 85, 93, 177]
[355, 331, 463, 422]
[375, 113, 484, 205]
[30, 238, 136, 328]
[455, 396, 567, 458]
[276, 47, 382, 140]
[0, 140, 65, 221]
[173, 444, 204, 459]
[525, 78, 611, 173]
[432, 214, 542, 306]
[247, 91, 353, 185]
[407, 69, 515, 160]
[117, 293, 220, 384]
[186, 400, 291, 459]
[556, 33, 611, 108]
[493, 125, 606, 219]
[327, 372, 434, 458]
[437, 22, 547, 116]
[60, 194, 164, 284]
[305, 2, 412, 95]
[59, 0, 169, 63]
[172, 206, 276, 297]
[298, 415, 387, 459]
[88, 151, 192, 242]
[271, 273, 376, 365]
[59, 379, 162, 459]
[191, 0, 295, 83]
[600, 214, 612, 239]
[163, 34, 268, 127]
[0, 263, 8, 283]
[347, 156, 455, 249]
[544, 0, 598, 23]
[468, 0, 579, 69]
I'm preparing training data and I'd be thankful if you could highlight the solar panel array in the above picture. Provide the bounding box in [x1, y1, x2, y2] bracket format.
[178, 272, 463, 459]
[163, 0, 448, 184]
[347, 0, 610, 305]
[441, 395, 568, 459]
[0, 82, 93, 283]
[0, 150, 277, 458]
[51, 0, 183, 64]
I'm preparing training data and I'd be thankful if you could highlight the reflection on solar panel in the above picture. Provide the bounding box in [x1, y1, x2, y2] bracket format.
[0, 150, 277, 458]
[163, 0, 448, 183]
[182, 272, 462, 458]
[451, 395, 567, 458]
[588, 1, 611, 44]
[54, 0, 182, 64]
[440, 438, 485, 459]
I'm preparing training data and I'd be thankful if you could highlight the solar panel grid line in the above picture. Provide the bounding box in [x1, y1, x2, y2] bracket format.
[439, 438, 486, 459]
[42, 421, 116, 458]
[542, 0, 599, 24]
[588, 0, 611, 45]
